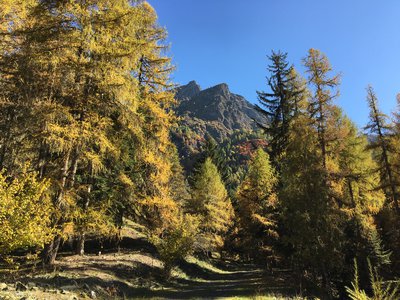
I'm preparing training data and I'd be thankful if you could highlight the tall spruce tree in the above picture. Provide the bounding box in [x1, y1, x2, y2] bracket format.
[256, 50, 303, 164]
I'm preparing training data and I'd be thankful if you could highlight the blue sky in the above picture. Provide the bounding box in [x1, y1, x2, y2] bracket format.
[149, 0, 400, 127]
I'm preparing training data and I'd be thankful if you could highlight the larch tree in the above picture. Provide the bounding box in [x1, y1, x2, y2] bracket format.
[339, 117, 389, 275]
[286, 67, 309, 117]
[0, 0, 181, 264]
[279, 51, 358, 289]
[189, 158, 234, 252]
[279, 73, 388, 291]
[303, 48, 341, 172]
[32, 0, 150, 261]
[169, 146, 191, 207]
[279, 107, 347, 288]
[236, 148, 279, 261]
[364, 85, 399, 215]
[365, 87, 400, 268]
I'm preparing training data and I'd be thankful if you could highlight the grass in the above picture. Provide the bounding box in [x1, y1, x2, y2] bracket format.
[0, 223, 304, 299]
[0, 250, 301, 299]
[186, 255, 233, 274]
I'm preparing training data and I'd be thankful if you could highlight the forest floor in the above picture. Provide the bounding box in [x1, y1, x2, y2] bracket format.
[0, 224, 302, 300]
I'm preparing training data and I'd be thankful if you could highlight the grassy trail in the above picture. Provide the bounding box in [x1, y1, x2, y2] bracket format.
[0, 238, 298, 299]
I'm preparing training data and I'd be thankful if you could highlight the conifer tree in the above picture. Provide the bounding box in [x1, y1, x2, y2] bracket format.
[287, 68, 309, 117]
[189, 158, 234, 251]
[279, 53, 351, 287]
[340, 118, 385, 212]
[339, 117, 389, 271]
[236, 148, 279, 260]
[280, 81, 389, 291]
[0, 0, 180, 263]
[303, 48, 341, 171]
[364, 85, 399, 214]
[279, 110, 346, 286]
[169, 146, 191, 207]
[256, 51, 303, 164]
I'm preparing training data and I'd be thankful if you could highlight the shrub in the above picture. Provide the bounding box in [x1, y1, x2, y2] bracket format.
[0, 167, 54, 258]
[153, 214, 199, 276]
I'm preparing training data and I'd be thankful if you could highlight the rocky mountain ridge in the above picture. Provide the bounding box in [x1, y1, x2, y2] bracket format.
[174, 80, 266, 141]
[172, 81, 267, 171]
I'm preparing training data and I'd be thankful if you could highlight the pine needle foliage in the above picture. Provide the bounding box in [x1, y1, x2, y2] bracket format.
[256, 50, 304, 164]
[346, 259, 399, 300]
[0, 0, 180, 262]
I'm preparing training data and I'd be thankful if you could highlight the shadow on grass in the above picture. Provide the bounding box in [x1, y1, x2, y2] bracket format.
[1, 236, 298, 299]
[22, 267, 296, 299]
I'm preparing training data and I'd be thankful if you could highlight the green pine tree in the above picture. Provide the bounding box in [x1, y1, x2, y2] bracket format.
[256, 50, 303, 164]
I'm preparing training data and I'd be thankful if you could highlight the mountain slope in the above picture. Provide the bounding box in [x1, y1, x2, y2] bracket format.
[172, 81, 267, 172]
[174, 81, 265, 141]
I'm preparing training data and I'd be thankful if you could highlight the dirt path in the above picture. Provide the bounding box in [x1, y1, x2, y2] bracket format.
[0, 241, 297, 299]
[153, 262, 293, 299]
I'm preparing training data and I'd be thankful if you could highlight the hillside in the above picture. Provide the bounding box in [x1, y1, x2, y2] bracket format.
[0, 224, 299, 300]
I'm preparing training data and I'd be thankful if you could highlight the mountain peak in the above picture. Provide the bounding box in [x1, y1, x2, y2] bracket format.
[204, 83, 230, 94]
[213, 82, 229, 90]
[175, 81, 201, 100]
[187, 80, 199, 87]
[174, 80, 266, 139]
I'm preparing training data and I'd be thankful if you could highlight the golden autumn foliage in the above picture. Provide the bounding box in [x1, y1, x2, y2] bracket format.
[189, 158, 234, 251]
[276, 50, 391, 288]
[0, 0, 181, 262]
[1, 1, 400, 296]
[152, 213, 199, 275]
[0, 167, 54, 256]
[236, 148, 279, 258]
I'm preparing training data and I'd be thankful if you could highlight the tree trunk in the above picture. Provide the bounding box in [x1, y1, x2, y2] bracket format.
[43, 151, 71, 264]
[76, 232, 85, 256]
[371, 96, 400, 216]
[75, 164, 92, 256]
[68, 148, 79, 188]
[56, 150, 71, 205]
[43, 235, 62, 265]
[348, 179, 356, 208]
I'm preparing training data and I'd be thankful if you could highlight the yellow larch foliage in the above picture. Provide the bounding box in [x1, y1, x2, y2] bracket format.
[236, 148, 279, 257]
[0, 167, 54, 256]
[190, 158, 234, 250]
